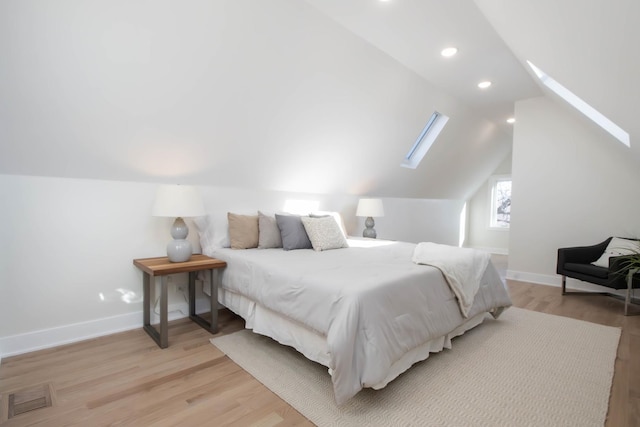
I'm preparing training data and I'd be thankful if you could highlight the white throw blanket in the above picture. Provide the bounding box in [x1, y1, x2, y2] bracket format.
[412, 242, 491, 317]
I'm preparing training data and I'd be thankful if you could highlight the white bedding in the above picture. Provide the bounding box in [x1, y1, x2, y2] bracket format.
[412, 242, 491, 317]
[207, 239, 512, 404]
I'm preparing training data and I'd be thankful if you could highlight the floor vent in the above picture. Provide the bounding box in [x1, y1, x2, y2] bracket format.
[7, 384, 53, 419]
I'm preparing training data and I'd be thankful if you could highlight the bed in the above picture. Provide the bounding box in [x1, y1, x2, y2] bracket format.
[200, 231, 512, 405]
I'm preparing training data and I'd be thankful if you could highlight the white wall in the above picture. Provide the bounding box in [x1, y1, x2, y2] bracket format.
[507, 97, 640, 288]
[467, 154, 512, 253]
[0, 174, 463, 357]
[363, 198, 465, 246]
[0, 175, 171, 355]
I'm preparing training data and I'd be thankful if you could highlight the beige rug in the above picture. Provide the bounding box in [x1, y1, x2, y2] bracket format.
[211, 307, 620, 426]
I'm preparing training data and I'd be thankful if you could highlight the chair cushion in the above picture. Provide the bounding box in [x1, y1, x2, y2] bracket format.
[564, 262, 609, 279]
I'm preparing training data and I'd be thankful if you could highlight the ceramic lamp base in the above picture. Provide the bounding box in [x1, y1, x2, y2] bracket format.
[167, 217, 193, 262]
[363, 216, 377, 239]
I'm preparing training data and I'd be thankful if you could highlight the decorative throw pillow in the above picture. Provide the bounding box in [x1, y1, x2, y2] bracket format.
[309, 211, 348, 238]
[228, 213, 259, 249]
[591, 237, 639, 268]
[258, 211, 283, 249]
[275, 214, 312, 251]
[301, 216, 349, 251]
[194, 212, 231, 254]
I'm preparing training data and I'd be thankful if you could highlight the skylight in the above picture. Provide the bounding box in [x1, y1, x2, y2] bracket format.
[401, 111, 449, 169]
[527, 61, 630, 147]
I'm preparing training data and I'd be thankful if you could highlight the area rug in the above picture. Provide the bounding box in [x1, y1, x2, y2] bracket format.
[211, 307, 621, 426]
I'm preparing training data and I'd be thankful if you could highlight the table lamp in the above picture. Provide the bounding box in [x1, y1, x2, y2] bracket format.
[152, 184, 206, 262]
[356, 198, 384, 239]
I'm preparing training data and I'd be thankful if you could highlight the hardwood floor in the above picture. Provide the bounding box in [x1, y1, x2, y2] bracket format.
[0, 310, 311, 426]
[1, 281, 638, 426]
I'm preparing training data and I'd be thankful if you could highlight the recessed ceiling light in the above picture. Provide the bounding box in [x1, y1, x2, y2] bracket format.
[507, 118, 516, 124]
[477, 81, 492, 89]
[441, 47, 458, 57]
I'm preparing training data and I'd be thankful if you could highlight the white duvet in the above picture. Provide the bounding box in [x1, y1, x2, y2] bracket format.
[210, 239, 511, 404]
[412, 242, 491, 317]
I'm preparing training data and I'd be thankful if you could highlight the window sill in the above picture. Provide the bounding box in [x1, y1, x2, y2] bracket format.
[487, 226, 510, 232]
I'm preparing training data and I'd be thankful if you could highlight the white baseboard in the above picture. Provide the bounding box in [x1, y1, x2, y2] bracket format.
[506, 270, 627, 297]
[0, 311, 146, 359]
[473, 246, 509, 255]
[506, 270, 559, 286]
[0, 296, 214, 359]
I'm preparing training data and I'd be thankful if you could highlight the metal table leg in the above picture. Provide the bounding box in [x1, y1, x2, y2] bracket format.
[159, 276, 168, 348]
[189, 269, 219, 334]
[143, 274, 169, 348]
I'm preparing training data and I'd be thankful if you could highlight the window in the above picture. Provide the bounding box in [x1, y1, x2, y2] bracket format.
[401, 111, 449, 169]
[489, 175, 511, 229]
[526, 61, 629, 147]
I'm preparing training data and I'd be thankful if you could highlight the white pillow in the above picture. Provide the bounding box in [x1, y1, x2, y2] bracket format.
[301, 216, 348, 251]
[591, 237, 639, 268]
[193, 213, 230, 256]
[309, 211, 348, 238]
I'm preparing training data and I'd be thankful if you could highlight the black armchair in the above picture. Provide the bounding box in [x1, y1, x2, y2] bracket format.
[557, 237, 640, 314]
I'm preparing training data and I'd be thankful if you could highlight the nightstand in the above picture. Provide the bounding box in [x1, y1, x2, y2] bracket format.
[133, 254, 227, 348]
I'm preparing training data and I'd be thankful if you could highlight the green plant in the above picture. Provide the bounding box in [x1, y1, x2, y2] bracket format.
[612, 240, 640, 278]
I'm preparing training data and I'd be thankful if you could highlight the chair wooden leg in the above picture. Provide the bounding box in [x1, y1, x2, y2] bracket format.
[561, 275, 567, 295]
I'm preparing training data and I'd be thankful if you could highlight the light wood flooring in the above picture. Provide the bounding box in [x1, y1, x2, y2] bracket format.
[1, 280, 639, 426]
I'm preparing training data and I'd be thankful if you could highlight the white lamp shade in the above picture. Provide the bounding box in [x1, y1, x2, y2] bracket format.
[152, 185, 206, 218]
[356, 198, 385, 217]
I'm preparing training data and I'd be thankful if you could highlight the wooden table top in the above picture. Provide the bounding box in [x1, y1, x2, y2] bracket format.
[133, 254, 226, 276]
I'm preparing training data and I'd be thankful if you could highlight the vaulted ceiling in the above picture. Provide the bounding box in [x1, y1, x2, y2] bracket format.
[475, 0, 639, 151]
[305, 0, 638, 155]
[304, 0, 541, 134]
[1, 0, 635, 200]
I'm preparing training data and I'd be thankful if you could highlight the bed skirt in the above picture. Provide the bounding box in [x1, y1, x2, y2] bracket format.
[217, 286, 490, 391]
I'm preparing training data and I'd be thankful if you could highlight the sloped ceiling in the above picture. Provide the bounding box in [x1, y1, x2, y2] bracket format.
[0, 0, 543, 200]
[304, 0, 541, 133]
[474, 0, 639, 153]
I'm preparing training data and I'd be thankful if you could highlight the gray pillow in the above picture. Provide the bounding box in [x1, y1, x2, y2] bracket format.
[258, 211, 283, 249]
[275, 214, 312, 251]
